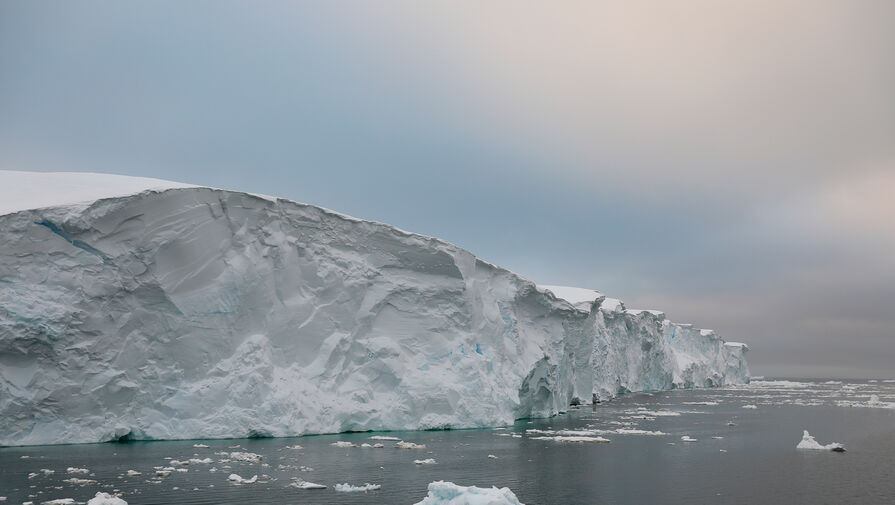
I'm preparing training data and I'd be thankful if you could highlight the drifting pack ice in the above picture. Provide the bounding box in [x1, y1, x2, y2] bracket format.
[0, 171, 749, 446]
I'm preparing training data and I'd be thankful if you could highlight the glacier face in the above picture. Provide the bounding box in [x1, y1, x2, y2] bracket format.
[0, 176, 748, 446]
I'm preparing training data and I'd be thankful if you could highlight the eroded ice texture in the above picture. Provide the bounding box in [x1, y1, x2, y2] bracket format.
[0, 171, 749, 446]
[413, 481, 523, 505]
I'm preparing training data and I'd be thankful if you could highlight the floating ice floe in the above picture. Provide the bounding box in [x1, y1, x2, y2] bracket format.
[126, 470, 141, 476]
[228, 451, 262, 462]
[86, 492, 128, 505]
[228, 473, 258, 484]
[867, 395, 895, 409]
[66, 467, 89, 474]
[42, 499, 75, 505]
[528, 427, 665, 437]
[62, 477, 96, 485]
[681, 436, 698, 442]
[749, 380, 814, 389]
[834, 395, 895, 409]
[530, 436, 610, 443]
[334, 483, 381, 492]
[488, 454, 499, 459]
[413, 480, 523, 505]
[626, 409, 682, 417]
[414, 458, 437, 464]
[369, 436, 402, 441]
[331, 441, 357, 448]
[742, 405, 758, 409]
[396, 441, 427, 449]
[193, 444, 209, 448]
[683, 401, 720, 406]
[796, 431, 845, 452]
[289, 478, 326, 489]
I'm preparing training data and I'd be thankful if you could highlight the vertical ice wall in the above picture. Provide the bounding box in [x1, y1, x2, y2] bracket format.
[0, 184, 748, 446]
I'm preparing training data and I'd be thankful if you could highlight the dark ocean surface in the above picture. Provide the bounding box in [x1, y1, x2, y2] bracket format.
[2, 379, 893, 504]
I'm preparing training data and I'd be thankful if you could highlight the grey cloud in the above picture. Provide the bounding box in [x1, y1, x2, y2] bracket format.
[1, 1, 893, 378]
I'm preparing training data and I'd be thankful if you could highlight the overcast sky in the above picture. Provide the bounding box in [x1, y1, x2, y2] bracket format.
[2, 1, 893, 378]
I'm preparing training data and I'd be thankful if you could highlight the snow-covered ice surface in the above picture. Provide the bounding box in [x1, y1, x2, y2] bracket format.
[86, 492, 128, 505]
[0, 171, 194, 217]
[413, 481, 523, 505]
[0, 171, 749, 446]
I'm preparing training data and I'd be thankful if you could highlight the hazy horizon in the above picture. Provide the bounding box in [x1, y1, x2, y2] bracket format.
[2, 1, 893, 378]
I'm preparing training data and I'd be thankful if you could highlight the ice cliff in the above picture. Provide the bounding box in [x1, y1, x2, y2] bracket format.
[0, 171, 749, 446]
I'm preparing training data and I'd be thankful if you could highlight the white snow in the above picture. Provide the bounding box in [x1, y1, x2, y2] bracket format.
[413, 481, 523, 505]
[0, 170, 194, 216]
[396, 441, 427, 450]
[334, 483, 381, 492]
[796, 430, 844, 451]
[538, 285, 603, 308]
[227, 452, 262, 462]
[227, 473, 258, 484]
[0, 171, 750, 446]
[86, 493, 127, 505]
[289, 479, 326, 489]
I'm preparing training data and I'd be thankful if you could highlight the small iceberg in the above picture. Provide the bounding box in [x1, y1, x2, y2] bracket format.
[413, 481, 523, 505]
[796, 431, 845, 452]
[681, 436, 698, 442]
[334, 483, 381, 492]
[396, 441, 427, 449]
[228, 473, 258, 484]
[289, 478, 326, 489]
[228, 451, 262, 462]
[414, 458, 437, 465]
[86, 492, 128, 505]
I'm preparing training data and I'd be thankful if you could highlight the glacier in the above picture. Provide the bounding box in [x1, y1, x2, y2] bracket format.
[0, 171, 749, 446]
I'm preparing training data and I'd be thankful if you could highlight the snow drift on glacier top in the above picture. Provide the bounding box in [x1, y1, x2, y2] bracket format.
[0, 170, 195, 216]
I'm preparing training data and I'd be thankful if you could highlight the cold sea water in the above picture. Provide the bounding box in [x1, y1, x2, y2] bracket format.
[2, 379, 893, 505]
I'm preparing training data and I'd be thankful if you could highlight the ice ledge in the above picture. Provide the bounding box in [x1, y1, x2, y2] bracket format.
[0, 174, 750, 446]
